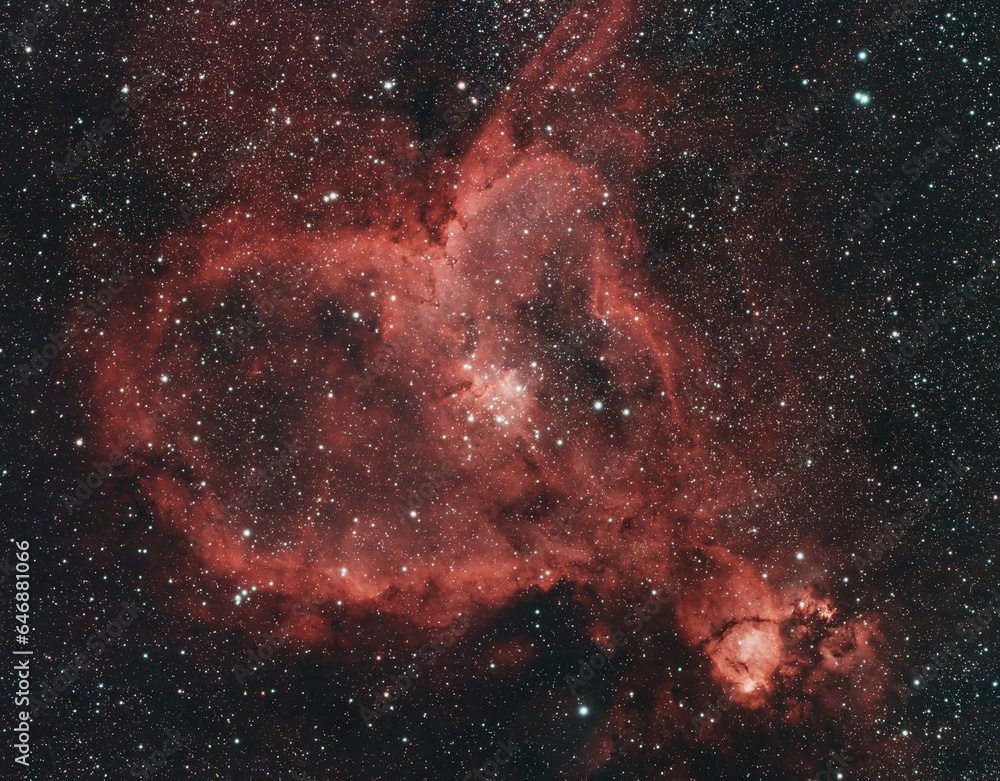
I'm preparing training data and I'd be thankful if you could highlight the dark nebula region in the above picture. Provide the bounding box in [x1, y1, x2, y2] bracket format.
[8, 0, 1000, 779]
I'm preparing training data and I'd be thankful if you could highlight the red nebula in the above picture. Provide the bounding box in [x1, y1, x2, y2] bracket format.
[63, 0, 902, 775]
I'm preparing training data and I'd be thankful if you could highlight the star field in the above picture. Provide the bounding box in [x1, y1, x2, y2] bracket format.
[3, 1, 1000, 780]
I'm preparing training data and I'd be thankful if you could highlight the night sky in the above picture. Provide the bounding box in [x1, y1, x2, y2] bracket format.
[3, 0, 1000, 779]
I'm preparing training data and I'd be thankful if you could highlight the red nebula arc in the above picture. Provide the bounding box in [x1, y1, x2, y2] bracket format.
[68, 0, 902, 774]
